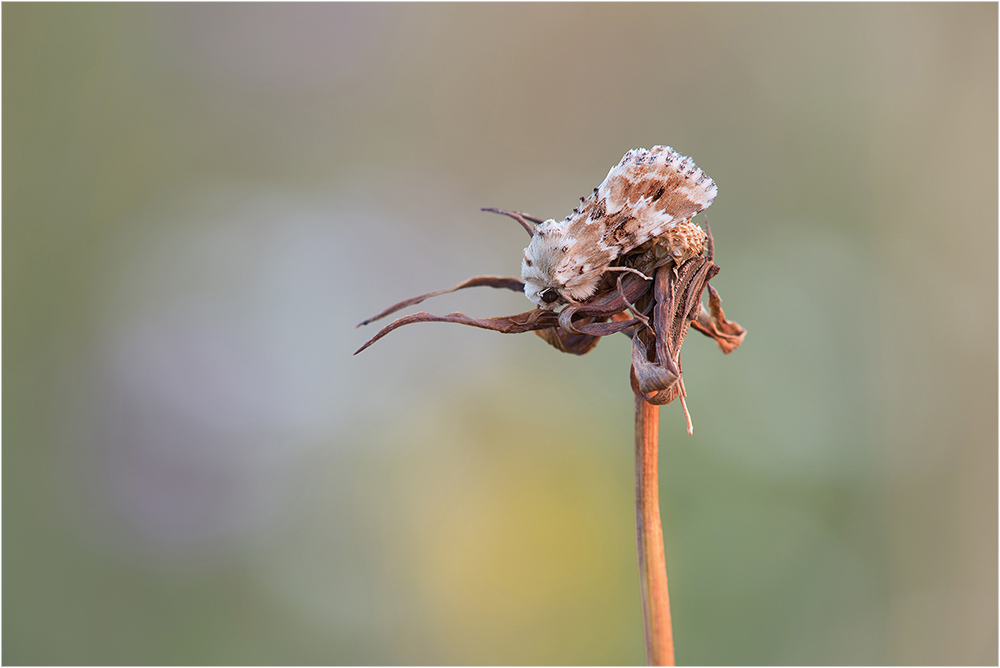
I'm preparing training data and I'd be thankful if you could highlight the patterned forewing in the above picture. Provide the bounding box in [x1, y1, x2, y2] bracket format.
[554, 146, 716, 288]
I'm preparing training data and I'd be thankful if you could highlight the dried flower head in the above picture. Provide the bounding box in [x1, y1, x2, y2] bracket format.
[355, 147, 745, 432]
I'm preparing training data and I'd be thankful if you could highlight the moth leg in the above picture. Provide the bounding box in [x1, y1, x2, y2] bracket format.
[605, 266, 653, 282]
[615, 275, 655, 336]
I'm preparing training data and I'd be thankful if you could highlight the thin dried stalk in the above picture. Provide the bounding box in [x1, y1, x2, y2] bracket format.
[635, 397, 674, 666]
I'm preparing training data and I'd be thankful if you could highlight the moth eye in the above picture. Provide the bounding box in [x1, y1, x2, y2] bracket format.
[540, 289, 561, 304]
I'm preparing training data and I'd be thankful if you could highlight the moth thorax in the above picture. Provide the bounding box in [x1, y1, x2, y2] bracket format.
[656, 220, 707, 266]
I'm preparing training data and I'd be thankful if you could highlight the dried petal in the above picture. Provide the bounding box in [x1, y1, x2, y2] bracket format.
[654, 258, 717, 363]
[534, 326, 602, 355]
[356, 275, 525, 327]
[557, 273, 652, 334]
[630, 331, 681, 404]
[354, 308, 559, 355]
[627, 257, 723, 407]
[690, 284, 746, 354]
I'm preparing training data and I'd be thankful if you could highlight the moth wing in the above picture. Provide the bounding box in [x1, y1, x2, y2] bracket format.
[544, 146, 718, 302]
[596, 145, 717, 250]
[557, 146, 717, 276]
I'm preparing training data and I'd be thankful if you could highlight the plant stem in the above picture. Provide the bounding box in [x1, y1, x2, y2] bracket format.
[635, 396, 675, 666]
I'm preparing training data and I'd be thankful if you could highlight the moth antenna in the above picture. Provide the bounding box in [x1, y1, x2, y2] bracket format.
[480, 207, 540, 238]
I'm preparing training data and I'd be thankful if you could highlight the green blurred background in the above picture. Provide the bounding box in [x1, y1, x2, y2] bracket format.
[4, 3, 996, 665]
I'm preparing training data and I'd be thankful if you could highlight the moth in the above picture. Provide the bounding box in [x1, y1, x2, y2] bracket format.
[520, 146, 718, 308]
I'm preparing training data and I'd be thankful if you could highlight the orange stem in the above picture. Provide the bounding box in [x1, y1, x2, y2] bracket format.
[635, 397, 675, 665]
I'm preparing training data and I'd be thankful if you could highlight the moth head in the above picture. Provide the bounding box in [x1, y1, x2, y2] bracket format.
[523, 279, 564, 308]
[521, 219, 571, 309]
[520, 220, 605, 308]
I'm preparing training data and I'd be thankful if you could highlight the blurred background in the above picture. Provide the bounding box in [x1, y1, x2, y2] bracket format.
[4, 3, 996, 665]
